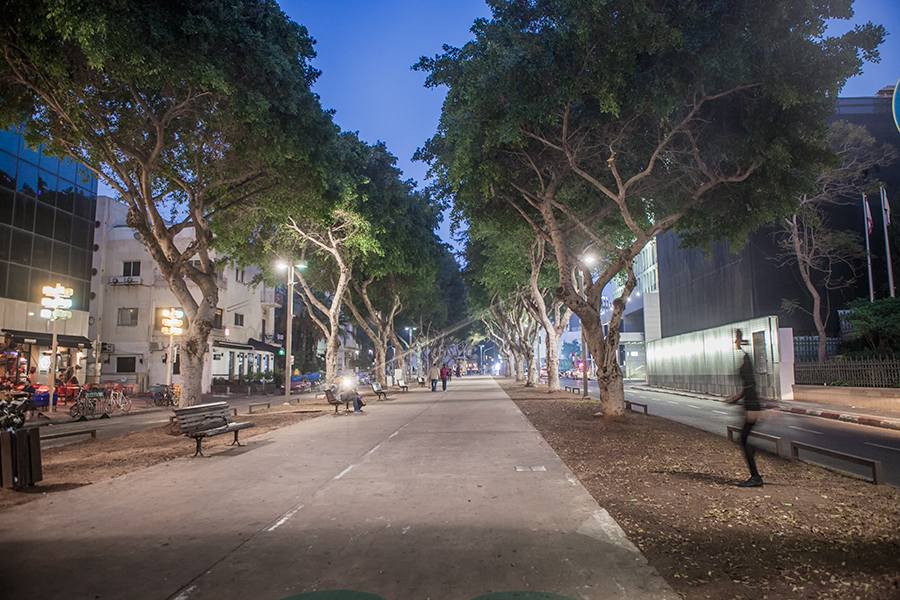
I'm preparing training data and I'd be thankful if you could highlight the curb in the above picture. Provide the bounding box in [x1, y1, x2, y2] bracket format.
[630, 386, 900, 432]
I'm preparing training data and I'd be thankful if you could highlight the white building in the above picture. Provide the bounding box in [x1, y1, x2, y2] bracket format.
[89, 196, 281, 393]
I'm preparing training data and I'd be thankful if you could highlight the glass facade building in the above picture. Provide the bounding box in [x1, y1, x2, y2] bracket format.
[0, 128, 97, 310]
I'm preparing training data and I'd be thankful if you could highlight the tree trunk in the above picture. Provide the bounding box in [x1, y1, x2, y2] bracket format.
[545, 331, 561, 391]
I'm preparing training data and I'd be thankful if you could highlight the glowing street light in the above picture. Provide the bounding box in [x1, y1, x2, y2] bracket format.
[277, 259, 308, 405]
[41, 284, 74, 412]
[579, 254, 596, 399]
[161, 308, 184, 388]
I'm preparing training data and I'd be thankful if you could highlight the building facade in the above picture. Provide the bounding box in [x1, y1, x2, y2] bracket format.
[0, 128, 97, 387]
[90, 196, 281, 393]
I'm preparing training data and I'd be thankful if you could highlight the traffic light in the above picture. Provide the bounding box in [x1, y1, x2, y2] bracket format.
[279, 347, 285, 356]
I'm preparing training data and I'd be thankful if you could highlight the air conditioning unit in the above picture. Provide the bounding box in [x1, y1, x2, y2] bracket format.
[123, 276, 141, 285]
[100, 342, 115, 353]
[150, 341, 164, 351]
[109, 276, 121, 285]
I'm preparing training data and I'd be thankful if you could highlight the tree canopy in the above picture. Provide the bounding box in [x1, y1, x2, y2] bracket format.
[417, 0, 885, 418]
[0, 0, 334, 405]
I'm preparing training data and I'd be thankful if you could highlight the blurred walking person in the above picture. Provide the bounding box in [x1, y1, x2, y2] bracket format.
[728, 329, 764, 487]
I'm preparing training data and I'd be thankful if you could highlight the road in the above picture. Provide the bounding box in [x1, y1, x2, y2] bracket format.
[558, 377, 900, 487]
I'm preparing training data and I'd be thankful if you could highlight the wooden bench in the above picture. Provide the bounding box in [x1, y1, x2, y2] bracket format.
[417, 376, 427, 388]
[325, 389, 353, 414]
[396, 379, 409, 392]
[371, 382, 390, 401]
[173, 402, 254, 457]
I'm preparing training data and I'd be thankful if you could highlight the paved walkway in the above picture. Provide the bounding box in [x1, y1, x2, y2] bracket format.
[0, 376, 676, 600]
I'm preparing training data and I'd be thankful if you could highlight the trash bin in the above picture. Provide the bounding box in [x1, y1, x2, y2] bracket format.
[0, 428, 43, 489]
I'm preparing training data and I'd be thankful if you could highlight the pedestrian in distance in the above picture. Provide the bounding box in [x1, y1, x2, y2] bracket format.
[440, 363, 450, 391]
[727, 329, 764, 487]
[429, 364, 440, 392]
[331, 376, 364, 413]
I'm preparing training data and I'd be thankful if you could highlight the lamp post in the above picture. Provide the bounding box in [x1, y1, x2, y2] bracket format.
[579, 254, 596, 399]
[161, 309, 184, 388]
[405, 327, 416, 378]
[479, 344, 484, 375]
[278, 260, 308, 405]
[41, 284, 74, 412]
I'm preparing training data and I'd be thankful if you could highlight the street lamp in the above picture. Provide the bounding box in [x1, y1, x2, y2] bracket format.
[405, 327, 416, 378]
[479, 344, 484, 375]
[41, 284, 73, 412]
[277, 259, 308, 405]
[579, 254, 596, 399]
[161, 309, 184, 389]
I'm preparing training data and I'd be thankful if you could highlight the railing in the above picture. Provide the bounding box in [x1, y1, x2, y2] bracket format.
[794, 358, 900, 388]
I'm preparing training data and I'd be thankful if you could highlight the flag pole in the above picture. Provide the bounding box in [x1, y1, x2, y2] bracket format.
[864, 193, 874, 302]
[882, 187, 895, 298]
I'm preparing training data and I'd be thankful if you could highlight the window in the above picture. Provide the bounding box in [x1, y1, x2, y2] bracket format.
[123, 261, 141, 277]
[213, 308, 224, 329]
[235, 268, 245, 283]
[117, 308, 139, 326]
[234, 313, 244, 327]
[116, 357, 136, 373]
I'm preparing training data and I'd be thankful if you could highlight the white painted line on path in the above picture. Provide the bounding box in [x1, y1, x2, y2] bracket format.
[687, 405, 701, 409]
[864, 442, 900, 452]
[267, 506, 304, 532]
[712, 410, 728, 415]
[334, 465, 355, 479]
[789, 425, 823, 435]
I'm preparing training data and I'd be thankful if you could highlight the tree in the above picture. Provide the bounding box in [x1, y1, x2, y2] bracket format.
[417, 0, 884, 419]
[0, 0, 332, 405]
[776, 121, 897, 363]
[844, 297, 900, 356]
[342, 144, 443, 385]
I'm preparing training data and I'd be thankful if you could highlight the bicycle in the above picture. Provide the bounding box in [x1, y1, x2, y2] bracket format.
[104, 387, 133, 414]
[153, 384, 179, 407]
[69, 387, 100, 419]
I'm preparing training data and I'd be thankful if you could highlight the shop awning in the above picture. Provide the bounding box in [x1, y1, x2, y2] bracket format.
[212, 340, 254, 351]
[2, 329, 93, 349]
[247, 337, 280, 355]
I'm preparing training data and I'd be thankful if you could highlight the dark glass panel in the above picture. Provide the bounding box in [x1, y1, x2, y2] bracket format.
[77, 280, 91, 312]
[32, 270, 52, 302]
[74, 188, 92, 219]
[0, 150, 16, 190]
[51, 240, 69, 274]
[0, 224, 10, 261]
[34, 202, 55, 238]
[0, 261, 7, 297]
[12, 195, 35, 231]
[6, 263, 30, 301]
[56, 185, 75, 212]
[72, 217, 91, 250]
[17, 137, 40, 166]
[0, 130, 19, 155]
[70, 248, 89, 281]
[16, 160, 38, 198]
[58, 157, 77, 185]
[0, 187, 13, 224]
[54, 209, 72, 244]
[9, 230, 32, 265]
[37, 169, 58, 205]
[31, 235, 52, 270]
[38, 152, 60, 176]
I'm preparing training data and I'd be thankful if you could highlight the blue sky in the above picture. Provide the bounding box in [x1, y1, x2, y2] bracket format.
[280, 0, 900, 250]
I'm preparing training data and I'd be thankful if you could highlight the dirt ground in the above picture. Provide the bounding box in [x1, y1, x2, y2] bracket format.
[500, 379, 900, 600]
[3, 381, 899, 599]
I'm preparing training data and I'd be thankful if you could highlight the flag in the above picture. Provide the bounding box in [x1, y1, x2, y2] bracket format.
[864, 195, 873, 235]
[883, 187, 891, 226]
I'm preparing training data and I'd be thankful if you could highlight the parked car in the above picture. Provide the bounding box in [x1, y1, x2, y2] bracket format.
[280, 375, 312, 394]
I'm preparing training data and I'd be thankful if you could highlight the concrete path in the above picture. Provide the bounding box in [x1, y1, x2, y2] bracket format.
[0, 376, 676, 600]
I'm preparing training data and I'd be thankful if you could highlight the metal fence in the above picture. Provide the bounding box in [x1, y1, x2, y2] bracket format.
[794, 358, 900, 387]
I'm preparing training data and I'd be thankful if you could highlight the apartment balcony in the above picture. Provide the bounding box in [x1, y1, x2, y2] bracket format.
[260, 288, 281, 309]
